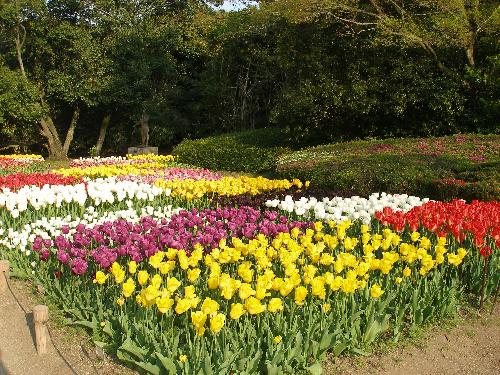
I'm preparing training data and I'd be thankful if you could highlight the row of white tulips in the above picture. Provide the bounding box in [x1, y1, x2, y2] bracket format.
[265, 192, 429, 224]
[0, 177, 169, 217]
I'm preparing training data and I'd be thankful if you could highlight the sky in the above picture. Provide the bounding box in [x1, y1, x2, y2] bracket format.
[214, 1, 259, 12]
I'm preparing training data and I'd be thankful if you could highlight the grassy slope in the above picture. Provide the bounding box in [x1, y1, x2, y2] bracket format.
[274, 134, 500, 200]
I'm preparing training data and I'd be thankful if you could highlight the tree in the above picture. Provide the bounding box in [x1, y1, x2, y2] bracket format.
[0, 0, 111, 159]
[260, 1, 499, 71]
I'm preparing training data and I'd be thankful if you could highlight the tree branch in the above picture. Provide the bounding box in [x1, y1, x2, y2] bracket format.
[476, 5, 499, 34]
[369, 0, 386, 17]
[334, 4, 382, 19]
[387, 0, 405, 17]
[331, 14, 378, 26]
[15, 24, 27, 78]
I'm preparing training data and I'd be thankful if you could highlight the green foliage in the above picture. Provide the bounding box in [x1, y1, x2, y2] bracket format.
[0, 64, 41, 145]
[173, 128, 291, 173]
[271, 55, 473, 145]
[0, 0, 498, 157]
[275, 135, 500, 201]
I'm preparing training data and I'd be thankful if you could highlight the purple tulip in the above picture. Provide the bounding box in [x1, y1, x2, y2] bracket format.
[56, 250, 70, 264]
[70, 258, 88, 275]
[39, 249, 50, 261]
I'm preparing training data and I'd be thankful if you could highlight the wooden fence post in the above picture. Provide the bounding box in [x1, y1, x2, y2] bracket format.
[0, 260, 10, 293]
[33, 305, 50, 354]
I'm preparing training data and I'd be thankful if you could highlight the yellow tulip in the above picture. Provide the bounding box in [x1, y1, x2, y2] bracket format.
[209, 313, 226, 333]
[294, 286, 308, 306]
[370, 284, 384, 299]
[403, 267, 412, 277]
[230, 303, 246, 320]
[201, 297, 219, 316]
[156, 296, 174, 313]
[128, 261, 137, 274]
[137, 270, 149, 286]
[267, 298, 284, 313]
[122, 278, 136, 298]
[175, 298, 192, 314]
[93, 271, 108, 285]
[244, 297, 266, 315]
[167, 277, 181, 292]
[187, 268, 201, 282]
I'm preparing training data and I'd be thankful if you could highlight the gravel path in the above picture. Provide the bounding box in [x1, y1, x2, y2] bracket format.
[0, 281, 73, 374]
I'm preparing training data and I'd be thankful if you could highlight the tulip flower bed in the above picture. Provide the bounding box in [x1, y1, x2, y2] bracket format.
[155, 176, 304, 200]
[0, 154, 44, 163]
[376, 200, 500, 302]
[0, 178, 170, 223]
[264, 193, 429, 224]
[0, 154, 45, 174]
[55, 162, 178, 178]
[376, 200, 500, 248]
[60, 155, 182, 179]
[116, 168, 222, 184]
[27, 214, 497, 374]
[0, 172, 82, 191]
[70, 155, 176, 167]
[0, 155, 498, 375]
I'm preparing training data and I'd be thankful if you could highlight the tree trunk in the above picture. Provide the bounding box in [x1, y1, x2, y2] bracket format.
[39, 108, 79, 160]
[63, 107, 80, 155]
[466, 41, 475, 68]
[40, 118, 65, 160]
[95, 114, 111, 156]
[13, 18, 70, 160]
[464, 0, 478, 68]
[465, 22, 477, 68]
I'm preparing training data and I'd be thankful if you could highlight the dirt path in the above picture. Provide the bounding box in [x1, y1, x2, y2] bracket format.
[1, 275, 499, 375]
[0, 278, 133, 375]
[325, 305, 500, 375]
[0, 282, 72, 374]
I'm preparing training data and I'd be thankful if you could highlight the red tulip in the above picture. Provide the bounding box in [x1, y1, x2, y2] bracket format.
[376, 200, 500, 256]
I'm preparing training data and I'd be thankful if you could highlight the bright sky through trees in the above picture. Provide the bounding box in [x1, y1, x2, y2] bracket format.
[215, 0, 258, 11]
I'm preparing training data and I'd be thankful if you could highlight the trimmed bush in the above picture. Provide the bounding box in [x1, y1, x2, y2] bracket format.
[172, 128, 291, 173]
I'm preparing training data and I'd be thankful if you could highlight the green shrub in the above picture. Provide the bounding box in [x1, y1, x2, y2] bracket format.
[172, 128, 291, 173]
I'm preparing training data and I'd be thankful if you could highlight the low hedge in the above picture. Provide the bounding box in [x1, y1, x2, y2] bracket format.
[172, 128, 291, 173]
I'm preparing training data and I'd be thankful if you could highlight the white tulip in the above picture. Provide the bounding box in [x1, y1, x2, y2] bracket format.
[265, 192, 429, 223]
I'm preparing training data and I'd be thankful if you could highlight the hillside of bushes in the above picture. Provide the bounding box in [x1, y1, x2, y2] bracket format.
[173, 130, 500, 201]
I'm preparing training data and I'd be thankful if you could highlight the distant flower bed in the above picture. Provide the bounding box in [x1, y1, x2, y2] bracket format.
[0, 154, 44, 170]
[277, 134, 500, 168]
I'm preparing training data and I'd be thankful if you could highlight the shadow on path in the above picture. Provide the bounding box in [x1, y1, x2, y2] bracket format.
[0, 350, 9, 375]
[24, 312, 36, 349]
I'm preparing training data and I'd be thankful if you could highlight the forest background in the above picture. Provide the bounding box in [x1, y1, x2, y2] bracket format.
[0, 0, 498, 159]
